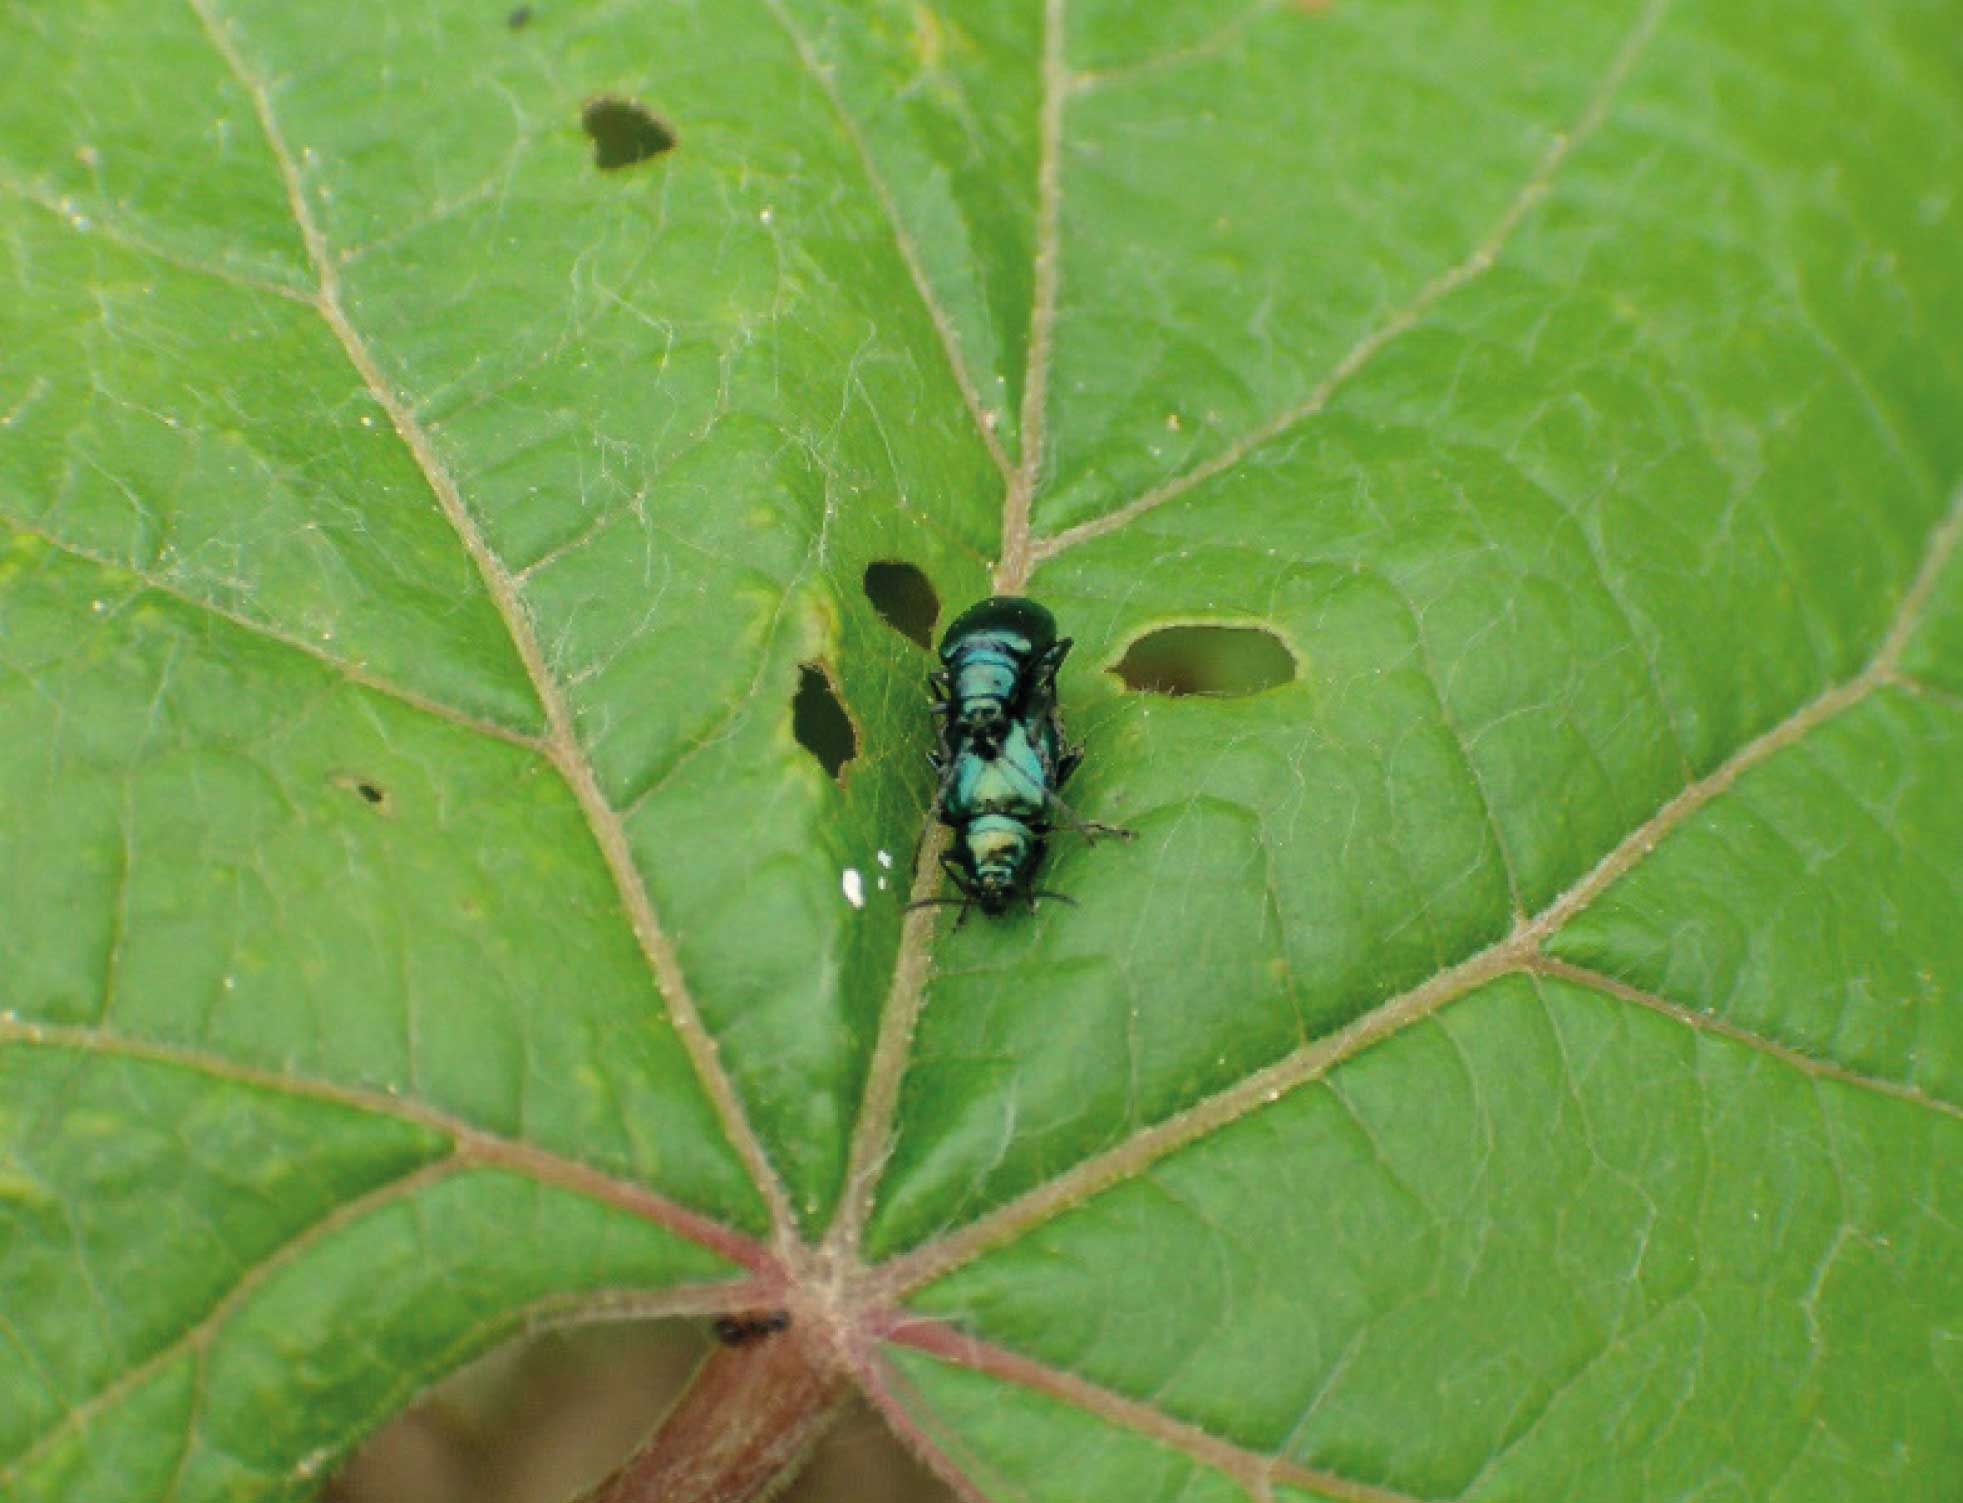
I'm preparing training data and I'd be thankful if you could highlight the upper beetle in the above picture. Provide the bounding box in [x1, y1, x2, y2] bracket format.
[929, 595, 1070, 758]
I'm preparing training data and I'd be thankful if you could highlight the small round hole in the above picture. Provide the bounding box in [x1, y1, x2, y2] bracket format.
[862, 561, 940, 650]
[792, 664, 858, 781]
[332, 773, 392, 812]
[1111, 625, 1296, 697]
[581, 98, 676, 170]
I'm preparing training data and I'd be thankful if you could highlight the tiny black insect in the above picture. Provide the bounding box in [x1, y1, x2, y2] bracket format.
[914, 596, 1130, 921]
[712, 1309, 790, 1347]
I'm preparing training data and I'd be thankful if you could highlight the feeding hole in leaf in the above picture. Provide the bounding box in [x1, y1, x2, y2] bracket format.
[331, 773, 392, 813]
[793, 663, 857, 781]
[581, 98, 676, 170]
[1111, 624, 1297, 697]
[507, 4, 532, 28]
[862, 561, 939, 650]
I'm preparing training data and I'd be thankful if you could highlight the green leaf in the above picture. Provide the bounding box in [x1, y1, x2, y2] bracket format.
[2, 0, 1958, 1500]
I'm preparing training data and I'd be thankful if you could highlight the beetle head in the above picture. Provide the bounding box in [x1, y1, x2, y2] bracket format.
[962, 817, 1035, 910]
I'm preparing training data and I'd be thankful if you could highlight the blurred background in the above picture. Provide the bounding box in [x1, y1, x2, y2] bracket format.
[327, 1318, 957, 1503]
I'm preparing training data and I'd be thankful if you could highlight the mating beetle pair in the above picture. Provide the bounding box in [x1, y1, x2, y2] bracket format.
[912, 596, 1130, 921]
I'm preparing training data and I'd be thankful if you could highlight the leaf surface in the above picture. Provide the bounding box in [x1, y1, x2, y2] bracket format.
[1, 0, 1958, 1499]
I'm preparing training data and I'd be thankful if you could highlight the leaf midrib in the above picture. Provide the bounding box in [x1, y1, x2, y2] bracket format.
[831, 0, 1680, 1272]
[819, 0, 1071, 1270]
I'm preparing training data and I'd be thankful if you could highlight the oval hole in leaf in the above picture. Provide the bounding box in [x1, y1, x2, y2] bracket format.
[862, 561, 939, 650]
[792, 663, 858, 781]
[580, 98, 675, 170]
[1111, 625, 1296, 697]
[506, 4, 532, 28]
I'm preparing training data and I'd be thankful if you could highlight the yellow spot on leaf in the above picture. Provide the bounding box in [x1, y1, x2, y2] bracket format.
[911, 3, 946, 68]
[0, 1167, 54, 1208]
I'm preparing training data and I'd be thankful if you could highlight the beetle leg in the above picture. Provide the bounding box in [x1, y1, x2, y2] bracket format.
[940, 853, 978, 928]
[1031, 638, 1072, 702]
[925, 753, 962, 824]
[1031, 638, 1071, 675]
[1045, 790, 1135, 843]
[1019, 640, 1069, 721]
[1056, 741, 1085, 787]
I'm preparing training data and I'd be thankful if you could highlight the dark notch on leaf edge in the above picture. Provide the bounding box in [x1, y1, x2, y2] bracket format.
[862, 561, 940, 651]
[792, 663, 858, 782]
[1110, 624, 1297, 698]
[711, 1310, 791, 1347]
[581, 96, 676, 170]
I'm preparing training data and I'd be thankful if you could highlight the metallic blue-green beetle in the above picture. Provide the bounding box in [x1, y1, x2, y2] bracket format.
[934, 712, 1072, 916]
[916, 597, 1130, 920]
[929, 595, 1069, 757]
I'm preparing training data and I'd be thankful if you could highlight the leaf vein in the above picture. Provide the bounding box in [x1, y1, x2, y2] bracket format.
[1382, 571, 1526, 919]
[1033, 0, 1675, 562]
[0, 173, 313, 304]
[821, 0, 1071, 1267]
[1531, 956, 1962, 1120]
[758, 0, 1016, 493]
[182, 0, 797, 1241]
[0, 510, 546, 751]
[876, 480, 1960, 1291]
[0, 1021, 774, 1273]
[0, 1159, 459, 1489]
[873, 1318, 1428, 1503]
[998, 0, 1068, 589]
